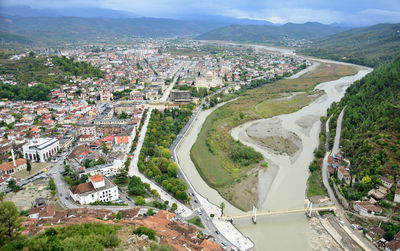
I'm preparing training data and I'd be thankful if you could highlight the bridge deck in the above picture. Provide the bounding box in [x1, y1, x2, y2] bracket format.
[221, 206, 335, 220]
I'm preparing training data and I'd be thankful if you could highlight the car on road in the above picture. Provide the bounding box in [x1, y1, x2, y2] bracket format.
[194, 200, 198, 203]
[65, 197, 69, 200]
[215, 230, 220, 234]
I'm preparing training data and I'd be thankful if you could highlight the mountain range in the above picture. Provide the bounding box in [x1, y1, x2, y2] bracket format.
[298, 23, 400, 66]
[196, 22, 350, 41]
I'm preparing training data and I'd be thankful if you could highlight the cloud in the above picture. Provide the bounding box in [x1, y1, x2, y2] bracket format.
[1, 0, 400, 25]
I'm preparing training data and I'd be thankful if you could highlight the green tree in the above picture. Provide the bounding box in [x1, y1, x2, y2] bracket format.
[7, 179, 20, 192]
[0, 201, 23, 246]
[135, 196, 145, 205]
[128, 176, 145, 196]
[170, 202, 177, 213]
[220, 202, 225, 215]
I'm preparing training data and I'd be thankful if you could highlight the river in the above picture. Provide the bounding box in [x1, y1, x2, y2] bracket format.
[176, 45, 372, 250]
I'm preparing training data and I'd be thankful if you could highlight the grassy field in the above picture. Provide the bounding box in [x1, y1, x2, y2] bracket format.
[306, 169, 328, 198]
[191, 62, 357, 210]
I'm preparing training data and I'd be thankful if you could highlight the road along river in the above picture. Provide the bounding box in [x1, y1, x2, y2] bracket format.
[176, 45, 372, 250]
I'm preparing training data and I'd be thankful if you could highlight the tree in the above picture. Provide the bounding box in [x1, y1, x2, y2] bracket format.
[220, 202, 225, 215]
[48, 179, 56, 196]
[26, 160, 32, 173]
[7, 179, 20, 192]
[167, 163, 178, 177]
[115, 168, 128, 185]
[0, 201, 22, 246]
[135, 196, 145, 205]
[128, 176, 145, 196]
[101, 143, 109, 155]
[170, 202, 177, 213]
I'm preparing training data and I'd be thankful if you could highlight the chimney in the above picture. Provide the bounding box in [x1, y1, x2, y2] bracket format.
[11, 149, 16, 167]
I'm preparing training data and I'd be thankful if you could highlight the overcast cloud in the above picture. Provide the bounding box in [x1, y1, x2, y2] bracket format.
[2, 0, 400, 25]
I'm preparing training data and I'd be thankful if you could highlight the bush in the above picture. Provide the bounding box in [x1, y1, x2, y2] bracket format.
[133, 226, 156, 240]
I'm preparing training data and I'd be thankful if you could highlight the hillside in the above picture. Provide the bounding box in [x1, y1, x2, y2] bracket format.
[0, 16, 223, 45]
[0, 51, 104, 101]
[327, 57, 400, 200]
[299, 23, 400, 67]
[196, 22, 349, 42]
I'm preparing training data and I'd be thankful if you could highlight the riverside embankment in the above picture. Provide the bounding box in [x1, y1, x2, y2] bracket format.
[177, 43, 372, 250]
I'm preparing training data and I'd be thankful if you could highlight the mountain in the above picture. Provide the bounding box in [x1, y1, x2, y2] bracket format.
[326, 56, 400, 201]
[298, 23, 400, 67]
[0, 16, 224, 45]
[176, 14, 276, 26]
[0, 5, 140, 19]
[196, 22, 349, 42]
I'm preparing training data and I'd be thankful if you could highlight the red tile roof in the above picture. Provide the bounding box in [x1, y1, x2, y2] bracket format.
[0, 158, 27, 172]
[70, 182, 95, 194]
[89, 174, 104, 183]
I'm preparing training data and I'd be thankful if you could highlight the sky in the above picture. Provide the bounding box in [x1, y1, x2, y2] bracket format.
[2, 0, 400, 25]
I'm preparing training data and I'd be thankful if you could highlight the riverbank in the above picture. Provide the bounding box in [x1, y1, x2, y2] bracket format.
[230, 62, 371, 250]
[190, 62, 358, 210]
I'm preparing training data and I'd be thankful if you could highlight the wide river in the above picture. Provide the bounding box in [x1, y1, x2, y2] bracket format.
[176, 45, 372, 250]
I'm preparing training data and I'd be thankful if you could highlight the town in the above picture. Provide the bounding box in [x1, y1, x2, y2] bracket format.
[0, 40, 309, 250]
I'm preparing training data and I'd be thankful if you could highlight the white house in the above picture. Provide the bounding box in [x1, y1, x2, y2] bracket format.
[353, 201, 383, 216]
[69, 175, 118, 205]
[79, 160, 123, 178]
[23, 138, 60, 162]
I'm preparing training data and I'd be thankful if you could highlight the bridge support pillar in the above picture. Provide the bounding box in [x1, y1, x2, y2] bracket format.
[251, 206, 257, 224]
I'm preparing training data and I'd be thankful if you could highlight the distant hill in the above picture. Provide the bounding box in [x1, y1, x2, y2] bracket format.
[298, 23, 400, 67]
[0, 5, 140, 19]
[0, 16, 224, 45]
[196, 22, 349, 42]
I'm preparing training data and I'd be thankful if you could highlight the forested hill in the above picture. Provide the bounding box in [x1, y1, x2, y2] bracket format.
[327, 57, 400, 200]
[299, 23, 400, 67]
[196, 22, 349, 42]
[0, 52, 104, 101]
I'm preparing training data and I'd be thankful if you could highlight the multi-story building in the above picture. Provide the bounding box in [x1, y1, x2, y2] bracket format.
[69, 175, 119, 205]
[79, 160, 123, 178]
[23, 138, 60, 162]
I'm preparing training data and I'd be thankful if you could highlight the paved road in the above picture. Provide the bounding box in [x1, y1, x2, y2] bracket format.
[322, 108, 377, 251]
[332, 107, 345, 154]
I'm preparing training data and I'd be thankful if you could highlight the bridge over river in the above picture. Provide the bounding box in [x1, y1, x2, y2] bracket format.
[221, 204, 336, 222]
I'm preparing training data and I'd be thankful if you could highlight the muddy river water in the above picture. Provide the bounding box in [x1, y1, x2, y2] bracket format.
[176, 46, 372, 250]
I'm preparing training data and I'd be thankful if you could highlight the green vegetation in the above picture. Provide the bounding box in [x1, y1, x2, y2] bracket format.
[0, 51, 104, 101]
[62, 165, 87, 186]
[52, 56, 104, 79]
[0, 201, 22, 247]
[137, 106, 194, 202]
[187, 216, 204, 228]
[132, 226, 156, 240]
[191, 63, 356, 209]
[381, 222, 400, 241]
[7, 179, 21, 192]
[299, 23, 400, 67]
[197, 23, 348, 42]
[89, 201, 128, 206]
[128, 175, 146, 196]
[3, 223, 121, 251]
[1, 200, 121, 251]
[48, 178, 56, 196]
[83, 158, 106, 168]
[306, 118, 328, 198]
[174, 85, 218, 98]
[327, 57, 400, 200]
